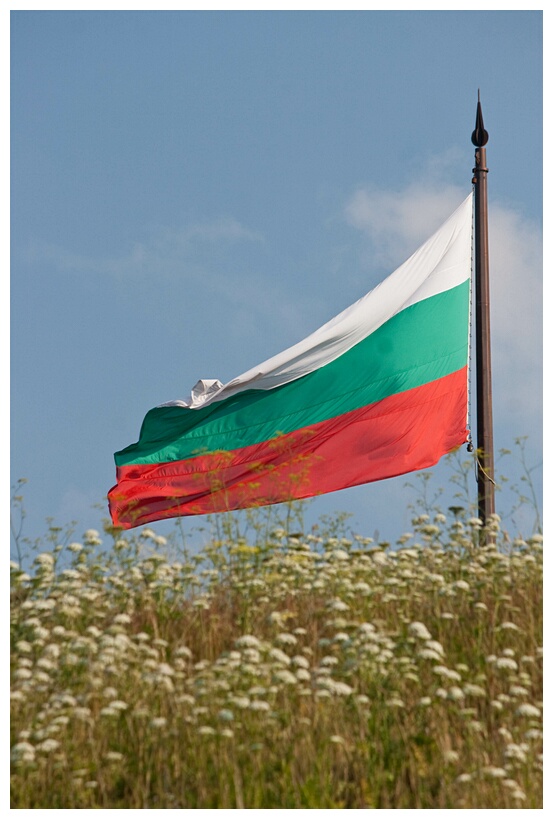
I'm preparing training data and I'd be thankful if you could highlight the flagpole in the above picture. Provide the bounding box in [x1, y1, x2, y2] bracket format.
[471, 92, 496, 526]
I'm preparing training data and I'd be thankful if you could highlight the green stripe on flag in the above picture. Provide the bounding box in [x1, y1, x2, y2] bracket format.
[116, 281, 469, 467]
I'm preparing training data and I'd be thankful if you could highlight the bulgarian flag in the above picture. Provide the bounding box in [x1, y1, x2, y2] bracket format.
[109, 194, 472, 529]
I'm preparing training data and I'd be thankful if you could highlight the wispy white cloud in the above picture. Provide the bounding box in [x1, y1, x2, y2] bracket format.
[487, 205, 542, 424]
[345, 181, 467, 268]
[31, 216, 264, 279]
[25, 215, 311, 356]
[344, 164, 542, 446]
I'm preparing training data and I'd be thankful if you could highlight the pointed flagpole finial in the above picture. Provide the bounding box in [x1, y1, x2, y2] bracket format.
[471, 90, 489, 147]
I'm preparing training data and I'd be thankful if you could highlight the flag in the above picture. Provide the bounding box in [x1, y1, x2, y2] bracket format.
[108, 194, 472, 529]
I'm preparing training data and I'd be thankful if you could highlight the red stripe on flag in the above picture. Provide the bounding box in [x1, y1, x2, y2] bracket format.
[108, 367, 468, 529]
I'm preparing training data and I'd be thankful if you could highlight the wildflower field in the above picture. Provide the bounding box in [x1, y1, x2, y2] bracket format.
[11, 485, 543, 808]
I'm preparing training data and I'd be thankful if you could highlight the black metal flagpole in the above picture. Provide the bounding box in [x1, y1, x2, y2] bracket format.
[471, 92, 496, 526]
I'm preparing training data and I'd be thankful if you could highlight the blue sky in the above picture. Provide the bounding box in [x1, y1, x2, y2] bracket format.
[10, 8, 543, 553]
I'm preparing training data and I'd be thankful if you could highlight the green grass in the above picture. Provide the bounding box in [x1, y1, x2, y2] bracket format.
[11, 503, 542, 808]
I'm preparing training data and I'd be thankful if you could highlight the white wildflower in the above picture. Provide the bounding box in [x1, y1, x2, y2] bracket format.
[504, 743, 527, 762]
[249, 700, 270, 711]
[230, 696, 250, 709]
[35, 552, 55, 567]
[73, 707, 92, 721]
[36, 738, 60, 753]
[421, 524, 441, 537]
[67, 542, 83, 553]
[103, 686, 118, 699]
[150, 717, 167, 729]
[269, 647, 291, 666]
[333, 681, 354, 696]
[320, 655, 338, 667]
[242, 648, 261, 664]
[408, 621, 432, 640]
[418, 648, 443, 661]
[104, 751, 124, 762]
[483, 766, 507, 779]
[275, 632, 297, 646]
[498, 621, 520, 632]
[248, 686, 266, 697]
[432, 666, 461, 681]
[235, 635, 261, 650]
[274, 669, 298, 685]
[515, 703, 541, 718]
[11, 741, 36, 763]
[512, 789, 527, 802]
[509, 685, 528, 698]
[113, 613, 132, 625]
[36, 657, 56, 672]
[426, 640, 444, 655]
[463, 684, 486, 698]
[327, 598, 349, 612]
[495, 657, 518, 671]
[427, 573, 445, 585]
[108, 700, 128, 711]
[296, 668, 310, 682]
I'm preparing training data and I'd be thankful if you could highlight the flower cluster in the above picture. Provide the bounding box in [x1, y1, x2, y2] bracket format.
[10, 512, 542, 809]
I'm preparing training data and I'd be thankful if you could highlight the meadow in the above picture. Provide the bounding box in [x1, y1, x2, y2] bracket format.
[10, 461, 542, 809]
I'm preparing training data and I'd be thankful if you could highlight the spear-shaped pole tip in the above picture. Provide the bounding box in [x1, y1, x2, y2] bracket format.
[471, 90, 489, 147]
